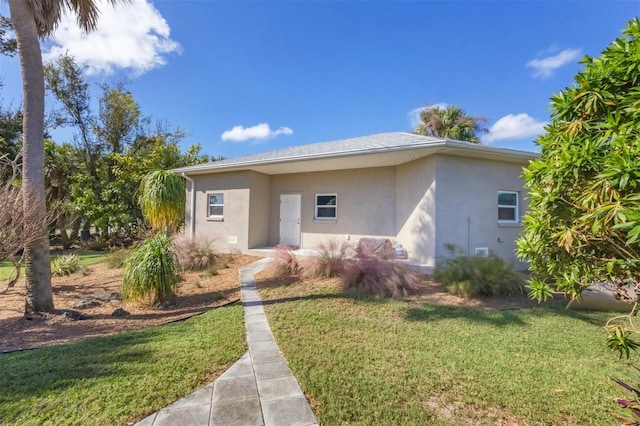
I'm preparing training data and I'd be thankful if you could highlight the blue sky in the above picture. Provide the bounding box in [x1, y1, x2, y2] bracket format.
[1, 1, 638, 158]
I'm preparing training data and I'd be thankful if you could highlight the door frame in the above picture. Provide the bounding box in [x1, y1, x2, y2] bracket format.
[279, 193, 301, 247]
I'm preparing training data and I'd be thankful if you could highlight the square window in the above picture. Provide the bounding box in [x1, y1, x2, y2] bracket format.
[208, 193, 224, 217]
[498, 191, 518, 223]
[315, 194, 337, 220]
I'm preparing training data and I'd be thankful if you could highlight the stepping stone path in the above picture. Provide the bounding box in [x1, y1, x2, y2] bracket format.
[136, 259, 318, 426]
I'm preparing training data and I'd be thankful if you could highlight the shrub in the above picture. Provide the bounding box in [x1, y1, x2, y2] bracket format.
[106, 249, 130, 269]
[302, 240, 353, 279]
[613, 364, 640, 424]
[434, 244, 525, 298]
[264, 245, 300, 277]
[341, 255, 419, 298]
[172, 234, 218, 271]
[122, 232, 180, 305]
[51, 254, 86, 276]
[200, 267, 218, 277]
[79, 236, 110, 251]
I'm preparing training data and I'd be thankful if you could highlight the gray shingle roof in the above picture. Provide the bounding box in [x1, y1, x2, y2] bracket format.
[174, 131, 537, 174]
[175, 132, 442, 172]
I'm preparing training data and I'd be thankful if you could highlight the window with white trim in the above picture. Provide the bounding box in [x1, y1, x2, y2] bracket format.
[315, 194, 337, 220]
[207, 193, 224, 217]
[498, 191, 518, 223]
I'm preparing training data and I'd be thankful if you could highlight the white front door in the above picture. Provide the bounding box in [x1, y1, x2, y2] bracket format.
[279, 194, 301, 247]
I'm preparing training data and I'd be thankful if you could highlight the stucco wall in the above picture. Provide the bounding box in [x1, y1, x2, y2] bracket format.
[184, 178, 194, 237]
[433, 155, 529, 269]
[186, 152, 530, 266]
[396, 156, 437, 265]
[191, 171, 252, 251]
[268, 167, 397, 248]
[247, 172, 271, 249]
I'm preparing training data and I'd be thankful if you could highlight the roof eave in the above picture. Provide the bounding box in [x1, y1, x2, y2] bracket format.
[174, 139, 538, 176]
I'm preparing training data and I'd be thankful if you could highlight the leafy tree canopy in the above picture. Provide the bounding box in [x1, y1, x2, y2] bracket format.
[518, 18, 640, 302]
[414, 104, 488, 143]
[0, 15, 17, 57]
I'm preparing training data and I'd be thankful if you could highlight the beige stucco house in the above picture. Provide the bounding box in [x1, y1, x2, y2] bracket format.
[173, 132, 538, 269]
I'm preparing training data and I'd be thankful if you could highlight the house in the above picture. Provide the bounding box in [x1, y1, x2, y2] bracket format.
[173, 132, 538, 269]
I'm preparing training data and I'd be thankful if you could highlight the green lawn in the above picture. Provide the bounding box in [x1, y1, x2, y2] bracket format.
[0, 305, 246, 426]
[260, 281, 628, 425]
[0, 251, 109, 280]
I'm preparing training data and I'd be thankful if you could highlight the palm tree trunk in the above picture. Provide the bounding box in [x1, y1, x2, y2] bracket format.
[8, 0, 54, 314]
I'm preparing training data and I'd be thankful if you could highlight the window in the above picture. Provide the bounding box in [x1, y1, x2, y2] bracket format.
[208, 193, 224, 217]
[498, 191, 518, 223]
[315, 194, 337, 220]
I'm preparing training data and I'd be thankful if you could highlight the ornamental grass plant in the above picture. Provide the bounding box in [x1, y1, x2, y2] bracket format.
[301, 240, 353, 279]
[122, 232, 180, 305]
[51, 254, 86, 276]
[341, 244, 419, 298]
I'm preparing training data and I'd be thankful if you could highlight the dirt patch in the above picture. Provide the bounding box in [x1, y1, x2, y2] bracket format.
[0, 254, 259, 353]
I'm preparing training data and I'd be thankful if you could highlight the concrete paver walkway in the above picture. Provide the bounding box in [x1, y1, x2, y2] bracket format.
[136, 259, 318, 426]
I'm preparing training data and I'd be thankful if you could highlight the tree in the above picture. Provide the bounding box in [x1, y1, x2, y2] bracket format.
[7, 0, 118, 315]
[94, 83, 140, 155]
[44, 140, 77, 249]
[517, 19, 640, 307]
[0, 15, 17, 56]
[0, 156, 51, 292]
[122, 170, 185, 305]
[414, 105, 488, 143]
[138, 170, 185, 232]
[45, 54, 98, 173]
[0, 96, 23, 166]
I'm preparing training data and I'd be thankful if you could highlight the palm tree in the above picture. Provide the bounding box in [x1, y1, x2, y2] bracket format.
[7, 0, 117, 315]
[414, 105, 488, 144]
[138, 170, 186, 233]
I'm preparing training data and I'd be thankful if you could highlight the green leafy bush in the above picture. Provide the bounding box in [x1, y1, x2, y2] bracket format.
[105, 249, 130, 269]
[51, 254, 86, 276]
[122, 232, 180, 305]
[434, 244, 525, 298]
[302, 240, 353, 279]
[172, 234, 218, 271]
[341, 250, 418, 298]
[79, 236, 110, 251]
[517, 19, 640, 300]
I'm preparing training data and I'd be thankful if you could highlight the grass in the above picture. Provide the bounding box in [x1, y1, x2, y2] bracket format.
[260, 281, 628, 425]
[0, 251, 109, 281]
[0, 304, 246, 425]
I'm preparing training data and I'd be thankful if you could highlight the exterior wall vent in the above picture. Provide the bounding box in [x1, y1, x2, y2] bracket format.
[474, 247, 489, 257]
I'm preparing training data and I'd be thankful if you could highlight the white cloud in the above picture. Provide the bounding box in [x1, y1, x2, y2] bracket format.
[483, 113, 547, 143]
[221, 123, 294, 142]
[407, 103, 448, 128]
[43, 0, 181, 76]
[526, 48, 581, 79]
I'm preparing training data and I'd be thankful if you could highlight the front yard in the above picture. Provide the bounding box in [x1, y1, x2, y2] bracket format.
[0, 253, 631, 425]
[0, 305, 246, 425]
[258, 277, 626, 425]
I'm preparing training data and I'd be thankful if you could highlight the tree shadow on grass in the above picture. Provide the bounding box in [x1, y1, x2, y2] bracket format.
[405, 304, 528, 327]
[0, 329, 158, 400]
[256, 276, 617, 330]
[522, 302, 616, 327]
[257, 277, 398, 307]
[405, 299, 616, 329]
